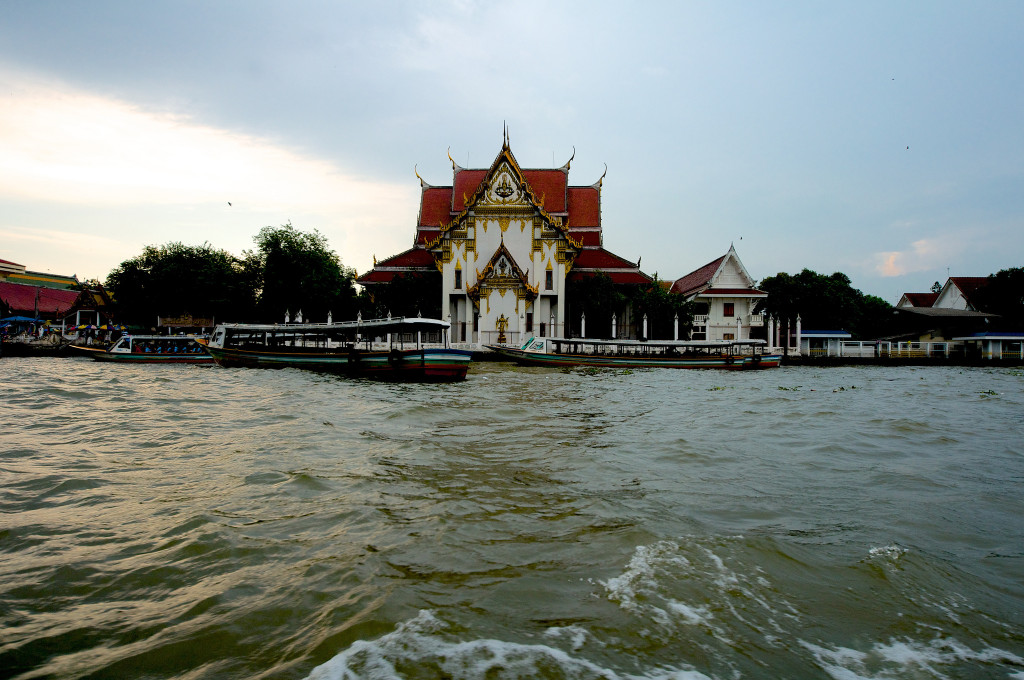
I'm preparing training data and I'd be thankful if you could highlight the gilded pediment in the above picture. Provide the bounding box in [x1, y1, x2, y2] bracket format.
[466, 241, 538, 308]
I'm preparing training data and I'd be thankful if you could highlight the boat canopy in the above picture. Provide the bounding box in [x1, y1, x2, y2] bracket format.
[214, 317, 451, 333]
[534, 337, 767, 349]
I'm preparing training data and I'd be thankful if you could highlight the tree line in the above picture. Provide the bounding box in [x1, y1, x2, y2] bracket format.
[104, 223, 1022, 337]
[106, 224, 360, 327]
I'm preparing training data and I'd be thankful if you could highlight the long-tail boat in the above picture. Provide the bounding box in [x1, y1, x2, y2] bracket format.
[486, 336, 782, 370]
[199, 317, 472, 381]
[72, 334, 213, 363]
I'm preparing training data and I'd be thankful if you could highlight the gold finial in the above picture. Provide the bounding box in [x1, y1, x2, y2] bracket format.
[373, 254, 377, 266]
[414, 164, 426, 187]
[448, 147, 457, 170]
[563, 146, 575, 170]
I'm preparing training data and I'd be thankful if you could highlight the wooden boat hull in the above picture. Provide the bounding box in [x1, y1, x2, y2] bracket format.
[201, 343, 471, 381]
[487, 344, 782, 370]
[72, 345, 214, 364]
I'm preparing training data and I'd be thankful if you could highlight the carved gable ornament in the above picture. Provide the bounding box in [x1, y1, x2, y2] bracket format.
[478, 163, 530, 208]
[466, 242, 539, 308]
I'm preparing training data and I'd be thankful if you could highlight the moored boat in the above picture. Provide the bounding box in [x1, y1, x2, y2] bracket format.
[72, 334, 213, 363]
[487, 336, 782, 370]
[199, 317, 472, 381]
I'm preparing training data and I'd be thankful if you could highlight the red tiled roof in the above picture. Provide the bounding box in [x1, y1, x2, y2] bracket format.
[416, 226, 440, 245]
[375, 247, 436, 268]
[522, 169, 567, 213]
[573, 248, 637, 269]
[669, 256, 726, 296]
[566, 187, 600, 227]
[567, 230, 601, 247]
[0, 258, 23, 266]
[418, 187, 454, 227]
[569, 248, 651, 285]
[452, 170, 488, 211]
[902, 292, 939, 307]
[355, 270, 404, 284]
[950, 277, 989, 305]
[568, 270, 651, 285]
[356, 248, 437, 283]
[0, 281, 80, 315]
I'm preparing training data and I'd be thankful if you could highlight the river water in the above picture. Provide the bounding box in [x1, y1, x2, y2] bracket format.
[2, 357, 1023, 679]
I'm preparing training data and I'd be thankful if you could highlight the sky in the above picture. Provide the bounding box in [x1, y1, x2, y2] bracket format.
[1, 0, 1022, 302]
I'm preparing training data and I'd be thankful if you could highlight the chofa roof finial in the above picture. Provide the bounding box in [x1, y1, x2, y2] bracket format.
[561, 146, 576, 171]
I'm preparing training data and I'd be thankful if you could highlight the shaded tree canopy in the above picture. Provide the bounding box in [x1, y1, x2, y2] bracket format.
[758, 269, 892, 340]
[973, 267, 1024, 330]
[251, 223, 357, 322]
[358, 272, 442, 320]
[566, 273, 626, 338]
[629, 276, 694, 340]
[105, 242, 257, 326]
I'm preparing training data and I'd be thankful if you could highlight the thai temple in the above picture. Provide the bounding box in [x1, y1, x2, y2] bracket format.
[358, 131, 649, 345]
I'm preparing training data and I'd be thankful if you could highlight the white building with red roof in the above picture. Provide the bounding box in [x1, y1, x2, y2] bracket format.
[668, 244, 767, 341]
[358, 133, 649, 345]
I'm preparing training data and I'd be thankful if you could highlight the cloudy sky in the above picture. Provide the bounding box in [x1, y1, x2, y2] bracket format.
[2, 0, 1022, 301]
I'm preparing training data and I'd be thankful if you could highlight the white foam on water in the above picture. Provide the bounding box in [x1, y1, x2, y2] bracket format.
[543, 625, 593, 651]
[305, 610, 714, 680]
[599, 538, 792, 642]
[801, 635, 1024, 679]
[868, 544, 908, 562]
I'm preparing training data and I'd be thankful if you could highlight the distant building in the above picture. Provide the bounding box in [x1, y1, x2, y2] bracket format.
[669, 245, 766, 341]
[0, 257, 80, 290]
[896, 292, 939, 308]
[893, 276, 993, 342]
[0, 257, 113, 327]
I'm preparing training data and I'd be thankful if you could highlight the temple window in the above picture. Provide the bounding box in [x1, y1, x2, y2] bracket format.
[545, 270, 553, 290]
[723, 302, 734, 317]
[454, 269, 462, 289]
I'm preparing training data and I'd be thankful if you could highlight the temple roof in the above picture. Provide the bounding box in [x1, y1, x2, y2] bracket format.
[414, 143, 603, 246]
[565, 186, 600, 228]
[356, 247, 436, 284]
[569, 248, 651, 285]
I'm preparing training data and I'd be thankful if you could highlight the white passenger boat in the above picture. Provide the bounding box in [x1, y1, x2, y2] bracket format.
[487, 336, 782, 370]
[199, 317, 473, 381]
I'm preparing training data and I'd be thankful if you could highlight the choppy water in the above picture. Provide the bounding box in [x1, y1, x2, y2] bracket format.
[2, 357, 1024, 679]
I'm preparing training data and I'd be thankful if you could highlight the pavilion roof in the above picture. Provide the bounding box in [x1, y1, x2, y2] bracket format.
[0, 281, 81, 315]
[669, 256, 726, 296]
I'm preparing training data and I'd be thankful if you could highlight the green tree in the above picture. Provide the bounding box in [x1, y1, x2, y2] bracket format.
[251, 223, 357, 322]
[973, 267, 1024, 329]
[758, 269, 892, 340]
[358, 273, 442, 319]
[565, 273, 626, 338]
[106, 242, 257, 326]
[629, 276, 694, 340]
